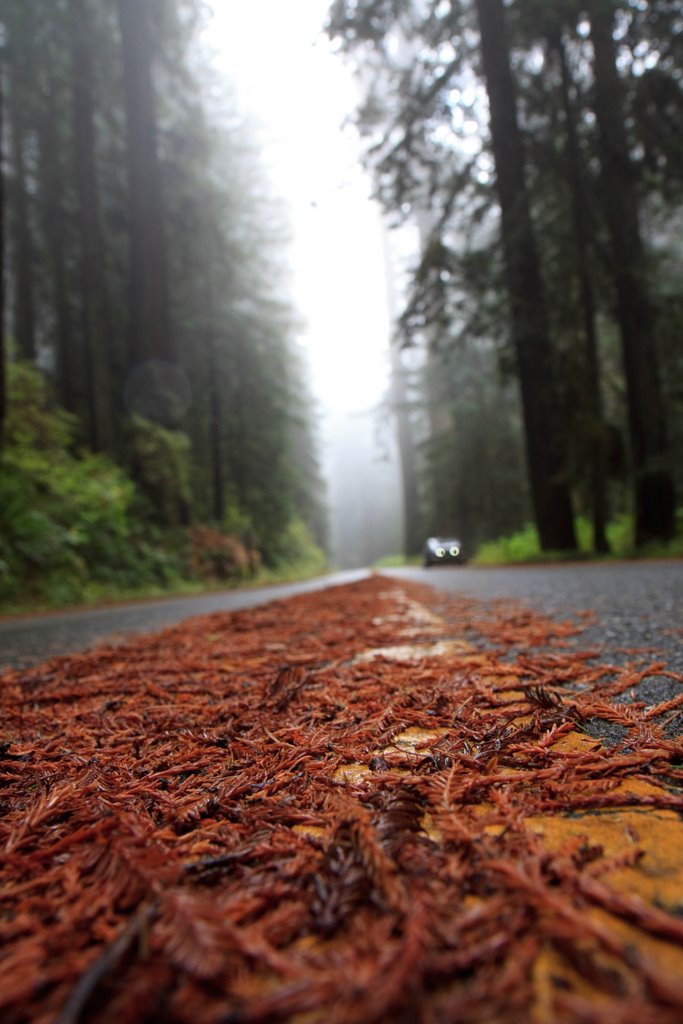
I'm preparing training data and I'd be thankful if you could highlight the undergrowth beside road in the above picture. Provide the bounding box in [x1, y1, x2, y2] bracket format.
[474, 511, 683, 564]
[0, 554, 329, 618]
[375, 511, 683, 570]
[0, 362, 326, 616]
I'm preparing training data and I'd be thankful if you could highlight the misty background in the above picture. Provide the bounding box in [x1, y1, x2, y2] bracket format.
[0, 0, 681, 610]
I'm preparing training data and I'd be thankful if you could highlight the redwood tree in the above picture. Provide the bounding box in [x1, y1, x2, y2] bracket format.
[39, 60, 79, 426]
[587, 0, 675, 543]
[70, 0, 115, 450]
[474, 0, 576, 550]
[7, 11, 35, 363]
[550, 25, 610, 553]
[0, 36, 5, 450]
[117, 0, 174, 378]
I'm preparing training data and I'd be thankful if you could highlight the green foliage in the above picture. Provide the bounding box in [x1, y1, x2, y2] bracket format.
[372, 553, 421, 568]
[474, 511, 683, 564]
[474, 524, 543, 565]
[270, 519, 327, 576]
[2, 0, 327, 605]
[328, 0, 682, 553]
[221, 504, 256, 545]
[4, 362, 76, 451]
[125, 417, 192, 527]
[0, 364, 138, 604]
[0, 365, 326, 611]
[602, 511, 683, 560]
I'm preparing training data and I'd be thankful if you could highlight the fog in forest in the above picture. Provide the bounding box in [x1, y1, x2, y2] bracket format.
[1, 0, 681, 610]
[206, 0, 408, 569]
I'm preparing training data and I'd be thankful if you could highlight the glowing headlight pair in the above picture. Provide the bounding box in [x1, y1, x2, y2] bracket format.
[435, 545, 460, 557]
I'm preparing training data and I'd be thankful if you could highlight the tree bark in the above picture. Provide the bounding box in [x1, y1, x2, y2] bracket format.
[8, 43, 35, 362]
[70, 0, 116, 450]
[474, 0, 576, 550]
[117, 0, 174, 379]
[0, 41, 6, 450]
[39, 67, 80, 423]
[204, 256, 224, 523]
[553, 29, 610, 553]
[389, 343, 422, 555]
[381, 221, 422, 556]
[587, 0, 675, 544]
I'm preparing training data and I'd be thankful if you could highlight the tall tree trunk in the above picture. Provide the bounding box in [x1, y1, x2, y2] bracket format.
[39, 71, 80, 423]
[389, 343, 422, 555]
[553, 29, 610, 553]
[117, 0, 174, 380]
[381, 221, 422, 556]
[8, 47, 35, 362]
[70, 0, 116, 450]
[587, 1, 675, 544]
[474, 0, 576, 550]
[204, 262, 224, 522]
[0, 42, 6, 450]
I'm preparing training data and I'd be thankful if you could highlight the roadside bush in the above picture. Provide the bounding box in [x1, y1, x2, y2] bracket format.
[473, 511, 683, 564]
[0, 364, 328, 611]
[0, 364, 140, 605]
[474, 524, 541, 565]
[272, 519, 327, 575]
[189, 525, 252, 581]
[125, 416, 192, 527]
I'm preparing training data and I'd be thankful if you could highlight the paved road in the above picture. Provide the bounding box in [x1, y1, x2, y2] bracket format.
[386, 562, 683, 735]
[386, 561, 682, 663]
[0, 570, 370, 670]
[1, 562, 680, 677]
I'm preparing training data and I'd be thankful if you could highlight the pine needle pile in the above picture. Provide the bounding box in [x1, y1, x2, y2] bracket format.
[1, 575, 682, 1023]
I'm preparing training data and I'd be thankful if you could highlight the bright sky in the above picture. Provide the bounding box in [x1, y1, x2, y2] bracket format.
[205, 0, 393, 417]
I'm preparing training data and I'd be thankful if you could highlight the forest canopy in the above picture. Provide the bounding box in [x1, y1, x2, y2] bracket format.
[1, 0, 681, 604]
[328, 0, 682, 556]
[0, 0, 327, 607]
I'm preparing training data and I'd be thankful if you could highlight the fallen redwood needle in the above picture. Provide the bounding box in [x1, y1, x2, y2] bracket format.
[1, 575, 682, 1024]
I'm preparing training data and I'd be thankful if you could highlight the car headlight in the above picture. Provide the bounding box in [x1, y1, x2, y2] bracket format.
[449, 545, 460, 556]
[435, 546, 446, 557]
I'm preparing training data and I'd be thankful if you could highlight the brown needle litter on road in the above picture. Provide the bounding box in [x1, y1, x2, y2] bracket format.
[1, 574, 682, 1023]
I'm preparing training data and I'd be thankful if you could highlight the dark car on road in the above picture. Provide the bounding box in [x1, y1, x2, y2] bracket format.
[422, 536, 466, 567]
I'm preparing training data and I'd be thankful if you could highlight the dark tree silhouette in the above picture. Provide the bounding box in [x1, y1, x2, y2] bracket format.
[550, 25, 609, 553]
[70, 0, 115, 450]
[0, 34, 5, 449]
[117, 0, 175, 378]
[7, 15, 35, 363]
[588, 0, 676, 543]
[39, 57, 80, 427]
[474, 0, 576, 550]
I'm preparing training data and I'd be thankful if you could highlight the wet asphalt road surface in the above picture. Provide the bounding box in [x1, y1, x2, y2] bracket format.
[0, 570, 370, 671]
[386, 561, 683, 743]
[385, 561, 682, 669]
[1, 560, 679, 670]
